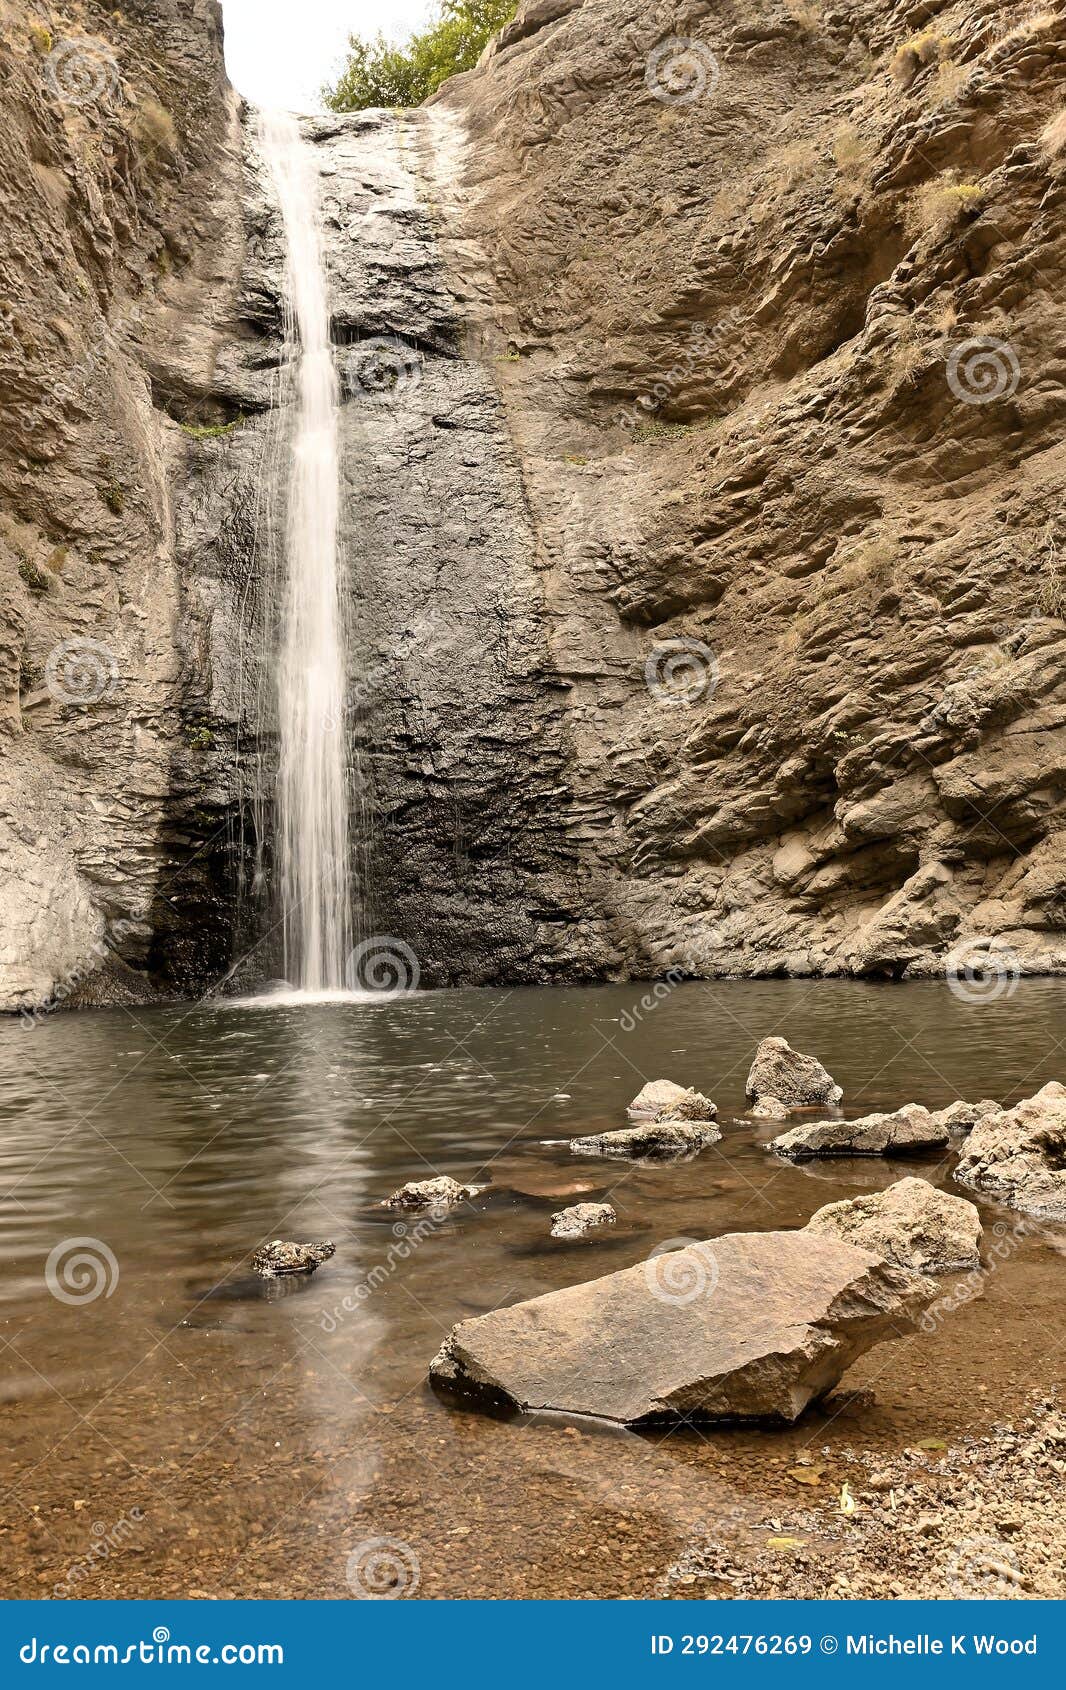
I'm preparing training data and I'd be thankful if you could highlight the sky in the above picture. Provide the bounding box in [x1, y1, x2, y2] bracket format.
[221, 1, 436, 112]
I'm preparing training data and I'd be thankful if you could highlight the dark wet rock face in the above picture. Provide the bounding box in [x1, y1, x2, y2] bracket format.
[430, 1228, 938, 1425]
[5, 0, 1066, 1003]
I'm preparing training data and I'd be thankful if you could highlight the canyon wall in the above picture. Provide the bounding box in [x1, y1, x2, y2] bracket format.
[2, 0, 1065, 1009]
[429, 0, 1066, 980]
[0, 0, 254, 1009]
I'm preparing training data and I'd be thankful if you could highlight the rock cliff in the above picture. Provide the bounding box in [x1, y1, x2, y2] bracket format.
[2, 0, 1065, 1008]
[433, 0, 1066, 981]
[0, 0, 249, 1008]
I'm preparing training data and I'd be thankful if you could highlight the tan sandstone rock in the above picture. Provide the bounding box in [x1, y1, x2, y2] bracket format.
[380, 1176, 482, 1210]
[954, 1083, 1066, 1220]
[627, 1080, 716, 1120]
[772, 1104, 947, 1160]
[429, 1229, 938, 1425]
[805, 1177, 982, 1274]
[746, 1037, 843, 1108]
[570, 1119, 721, 1159]
[550, 1202, 616, 1239]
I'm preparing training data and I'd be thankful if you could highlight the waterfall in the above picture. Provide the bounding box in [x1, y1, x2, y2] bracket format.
[259, 111, 352, 993]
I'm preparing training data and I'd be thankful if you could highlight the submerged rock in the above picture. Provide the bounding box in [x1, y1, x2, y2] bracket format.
[380, 1176, 482, 1211]
[570, 1119, 721, 1160]
[488, 1161, 608, 1200]
[250, 1239, 335, 1278]
[752, 1095, 789, 1120]
[771, 1104, 947, 1160]
[430, 1229, 937, 1426]
[627, 1080, 716, 1120]
[746, 1037, 843, 1108]
[954, 1082, 1066, 1220]
[550, 1202, 616, 1239]
[805, 1177, 982, 1274]
[932, 1099, 1001, 1134]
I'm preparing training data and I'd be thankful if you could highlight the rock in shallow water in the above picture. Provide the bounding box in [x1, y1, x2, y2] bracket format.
[550, 1202, 616, 1239]
[380, 1176, 482, 1210]
[934, 1098, 1001, 1134]
[954, 1082, 1066, 1220]
[429, 1229, 936, 1425]
[771, 1104, 947, 1160]
[570, 1119, 721, 1159]
[805, 1177, 982, 1274]
[627, 1080, 716, 1120]
[751, 1095, 789, 1120]
[250, 1239, 335, 1277]
[746, 1037, 843, 1108]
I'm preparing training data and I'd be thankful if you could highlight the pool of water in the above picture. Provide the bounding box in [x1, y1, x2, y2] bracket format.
[1, 979, 1063, 1597]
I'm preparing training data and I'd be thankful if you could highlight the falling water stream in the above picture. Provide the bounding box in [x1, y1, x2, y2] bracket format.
[259, 111, 352, 993]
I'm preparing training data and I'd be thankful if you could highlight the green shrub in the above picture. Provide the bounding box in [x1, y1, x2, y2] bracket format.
[908, 173, 984, 240]
[891, 30, 952, 88]
[100, 478, 124, 515]
[179, 416, 244, 441]
[18, 558, 48, 593]
[324, 1, 517, 112]
[29, 23, 52, 54]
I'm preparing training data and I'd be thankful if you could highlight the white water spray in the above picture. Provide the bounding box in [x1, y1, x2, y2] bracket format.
[259, 111, 352, 992]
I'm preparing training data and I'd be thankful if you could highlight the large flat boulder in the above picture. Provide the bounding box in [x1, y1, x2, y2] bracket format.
[805, 1177, 982, 1274]
[771, 1104, 948, 1160]
[627, 1079, 716, 1120]
[429, 1229, 936, 1426]
[570, 1119, 721, 1159]
[954, 1082, 1066, 1220]
[746, 1037, 843, 1108]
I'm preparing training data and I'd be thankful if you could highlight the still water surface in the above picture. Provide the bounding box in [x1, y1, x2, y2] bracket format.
[1, 981, 1063, 1596]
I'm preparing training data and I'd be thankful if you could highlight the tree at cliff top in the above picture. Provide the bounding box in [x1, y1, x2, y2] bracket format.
[324, 0, 516, 111]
